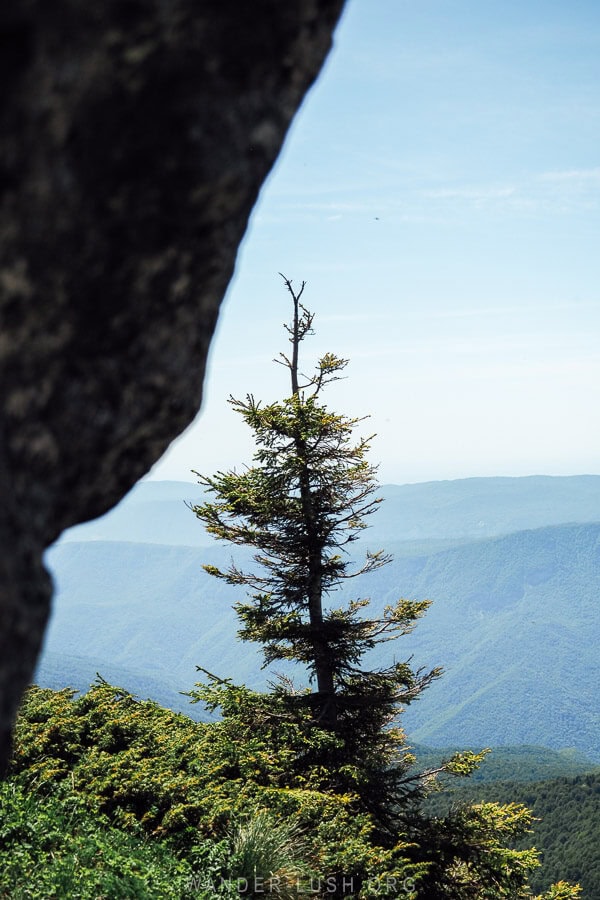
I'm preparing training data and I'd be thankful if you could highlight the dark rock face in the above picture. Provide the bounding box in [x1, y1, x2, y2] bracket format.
[0, 0, 345, 770]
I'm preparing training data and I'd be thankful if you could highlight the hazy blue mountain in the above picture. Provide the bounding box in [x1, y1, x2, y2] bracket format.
[41, 517, 600, 758]
[373, 474, 600, 541]
[43, 541, 261, 696]
[57, 481, 209, 546]
[35, 651, 208, 720]
[57, 474, 600, 546]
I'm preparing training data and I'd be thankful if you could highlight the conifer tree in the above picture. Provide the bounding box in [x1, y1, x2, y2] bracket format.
[191, 277, 454, 829]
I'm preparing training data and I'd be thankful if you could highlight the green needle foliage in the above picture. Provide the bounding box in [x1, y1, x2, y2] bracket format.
[191, 277, 448, 827]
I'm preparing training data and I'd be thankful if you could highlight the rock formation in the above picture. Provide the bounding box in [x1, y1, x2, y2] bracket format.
[0, 0, 346, 770]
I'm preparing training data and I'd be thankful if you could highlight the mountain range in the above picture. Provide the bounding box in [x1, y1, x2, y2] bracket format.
[39, 475, 600, 758]
[58, 474, 600, 545]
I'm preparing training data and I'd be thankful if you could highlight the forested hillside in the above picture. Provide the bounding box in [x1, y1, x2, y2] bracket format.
[414, 744, 597, 784]
[365, 522, 600, 756]
[40, 520, 600, 757]
[427, 772, 600, 898]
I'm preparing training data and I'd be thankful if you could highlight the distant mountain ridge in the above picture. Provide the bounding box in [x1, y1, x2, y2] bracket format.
[58, 474, 600, 546]
[40, 474, 600, 758]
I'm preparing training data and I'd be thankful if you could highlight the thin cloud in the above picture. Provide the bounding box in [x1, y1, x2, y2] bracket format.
[424, 186, 517, 201]
[317, 312, 392, 324]
[539, 168, 600, 182]
[429, 305, 534, 319]
[430, 300, 600, 319]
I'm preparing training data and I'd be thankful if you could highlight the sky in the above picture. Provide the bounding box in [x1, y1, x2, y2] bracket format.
[149, 0, 600, 486]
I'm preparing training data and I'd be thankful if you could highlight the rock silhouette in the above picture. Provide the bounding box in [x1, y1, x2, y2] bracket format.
[0, 0, 345, 769]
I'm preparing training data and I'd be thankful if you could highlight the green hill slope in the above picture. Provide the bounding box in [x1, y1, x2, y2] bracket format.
[41, 521, 600, 756]
[413, 743, 597, 784]
[429, 772, 600, 898]
[378, 523, 600, 757]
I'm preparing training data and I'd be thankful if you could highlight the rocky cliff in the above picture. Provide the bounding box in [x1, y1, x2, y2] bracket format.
[0, 0, 345, 769]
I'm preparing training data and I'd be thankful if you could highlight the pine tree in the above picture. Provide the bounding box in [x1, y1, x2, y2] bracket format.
[191, 277, 459, 829]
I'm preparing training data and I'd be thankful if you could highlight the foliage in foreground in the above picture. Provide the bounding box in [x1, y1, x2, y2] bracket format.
[1, 681, 580, 899]
[0, 779, 194, 900]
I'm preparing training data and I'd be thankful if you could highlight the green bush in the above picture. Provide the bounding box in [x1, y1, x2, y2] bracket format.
[0, 780, 194, 899]
[6, 681, 581, 899]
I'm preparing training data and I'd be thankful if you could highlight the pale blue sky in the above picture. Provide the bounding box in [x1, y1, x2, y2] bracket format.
[151, 0, 600, 485]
